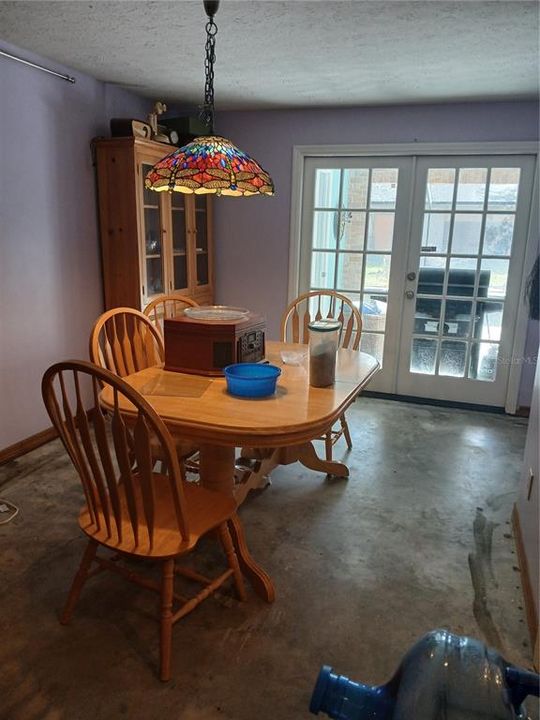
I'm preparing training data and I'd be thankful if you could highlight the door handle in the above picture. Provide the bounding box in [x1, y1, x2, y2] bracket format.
[405, 290, 415, 299]
[407, 271, 416, 281]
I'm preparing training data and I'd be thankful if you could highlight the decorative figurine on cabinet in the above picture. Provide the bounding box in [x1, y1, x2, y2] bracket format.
[147, 101, 172, 144]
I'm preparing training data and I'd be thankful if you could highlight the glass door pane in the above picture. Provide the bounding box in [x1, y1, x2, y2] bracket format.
[141, 162, 164, 297]
[194, 196, 209, 287]
[171, 192, 188, 291]
[410, 165, 517, 382]
[309, 166, 400, 365]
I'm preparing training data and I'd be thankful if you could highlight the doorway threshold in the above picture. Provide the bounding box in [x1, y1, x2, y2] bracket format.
[361, 391, 506, 414]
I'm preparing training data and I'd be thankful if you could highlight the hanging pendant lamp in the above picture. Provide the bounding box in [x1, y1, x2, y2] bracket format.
[145, 1, 274, 197]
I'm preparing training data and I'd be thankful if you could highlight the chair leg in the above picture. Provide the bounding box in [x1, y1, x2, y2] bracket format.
[60, 539, 98, 625]
[340, 413, 353, 450]
[325, 431, 333, 461]
[159, 558, 175, 682]
[219, 521, 247, 602]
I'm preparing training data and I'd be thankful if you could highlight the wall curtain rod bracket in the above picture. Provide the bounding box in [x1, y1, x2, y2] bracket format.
[0, 48, 76, 83]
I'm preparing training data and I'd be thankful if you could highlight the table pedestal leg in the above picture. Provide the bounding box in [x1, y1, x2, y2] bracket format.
[242, 442, 349, 479]
[198, 444, 235, 494]
[198, 444, 275, 604]
[292, 442, 349, 478]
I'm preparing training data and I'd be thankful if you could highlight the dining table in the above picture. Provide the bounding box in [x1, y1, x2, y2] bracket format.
[100, 340, 380, 604]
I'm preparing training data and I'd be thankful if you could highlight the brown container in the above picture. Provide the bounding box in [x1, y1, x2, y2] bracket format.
[164, 312, 266, 375]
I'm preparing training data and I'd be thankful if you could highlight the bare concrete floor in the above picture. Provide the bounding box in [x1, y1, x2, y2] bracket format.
[0, 398, 536, 720]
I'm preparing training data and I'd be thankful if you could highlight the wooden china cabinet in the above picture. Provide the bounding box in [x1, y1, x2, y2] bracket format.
[94, 137, 214, 310]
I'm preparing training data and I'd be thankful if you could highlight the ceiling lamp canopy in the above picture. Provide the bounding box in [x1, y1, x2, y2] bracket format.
[145, 1, 274, 198]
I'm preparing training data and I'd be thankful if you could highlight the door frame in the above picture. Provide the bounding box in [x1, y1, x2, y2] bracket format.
[289, 142, 539, 412]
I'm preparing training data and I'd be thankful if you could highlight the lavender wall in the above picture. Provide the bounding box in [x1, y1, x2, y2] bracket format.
[0, 41, 148, 450]
[214, 102, 539, 405]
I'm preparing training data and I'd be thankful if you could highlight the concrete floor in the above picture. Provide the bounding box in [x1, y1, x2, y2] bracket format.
[0, 398, 536, 720]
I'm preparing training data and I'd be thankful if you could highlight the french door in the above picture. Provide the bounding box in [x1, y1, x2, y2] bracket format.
[298, 152, 537, 407]
[298, 157, 414, 392]
[397, 156, 536, 405]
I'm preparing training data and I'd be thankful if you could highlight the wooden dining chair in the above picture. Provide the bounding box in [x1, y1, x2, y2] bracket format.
[90, 307, 164, 378]
[144, 294, 199, 334]
[281, 290, 363, 461]
[89, 307, 197, 462]
[41, 360, 246, 682]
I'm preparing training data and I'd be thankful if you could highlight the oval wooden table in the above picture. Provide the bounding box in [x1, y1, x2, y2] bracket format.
[101, 341, 380, 603]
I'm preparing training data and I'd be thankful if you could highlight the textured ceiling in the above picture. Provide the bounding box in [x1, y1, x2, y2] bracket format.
[0, 1, 538, 109]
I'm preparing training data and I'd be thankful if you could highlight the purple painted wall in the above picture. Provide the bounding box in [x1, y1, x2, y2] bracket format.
[214, 101, 539, 405]
[0, 41, 149, 450]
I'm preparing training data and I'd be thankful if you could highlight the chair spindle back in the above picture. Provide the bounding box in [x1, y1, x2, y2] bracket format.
[143, 294, 199, 335]
[41, 361, 189, 549]
[281, 290, 362, 349]
[90, 308, 164, 377]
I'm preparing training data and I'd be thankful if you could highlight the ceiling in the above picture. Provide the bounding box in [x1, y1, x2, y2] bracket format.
[0, 1, 538, 110]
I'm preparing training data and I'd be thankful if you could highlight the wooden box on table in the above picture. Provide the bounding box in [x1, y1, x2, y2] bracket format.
[164, 313, 266, 376]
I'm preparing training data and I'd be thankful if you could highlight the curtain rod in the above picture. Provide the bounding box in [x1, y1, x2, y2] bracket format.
[0, 48, 76, 83]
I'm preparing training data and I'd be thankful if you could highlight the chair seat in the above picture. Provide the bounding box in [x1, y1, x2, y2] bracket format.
[79, 475, 236, 559]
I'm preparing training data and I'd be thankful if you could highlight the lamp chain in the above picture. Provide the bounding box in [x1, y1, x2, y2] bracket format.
[202, 15, 218, 133]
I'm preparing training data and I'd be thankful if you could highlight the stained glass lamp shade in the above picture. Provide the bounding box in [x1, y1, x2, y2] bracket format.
[145, 135, 274, 197]
[144, 1, 274, 198]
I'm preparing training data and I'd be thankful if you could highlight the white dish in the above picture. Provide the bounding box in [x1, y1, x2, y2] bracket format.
[280, 349, 307, 366]
[184, 305, 250, 321]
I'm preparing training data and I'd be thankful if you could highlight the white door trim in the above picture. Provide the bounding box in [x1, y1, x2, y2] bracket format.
[293, 141, 538, 162]
[288, 144, 306, 302]
[505, 163, 539, 413]
[289, 142, 539, 411]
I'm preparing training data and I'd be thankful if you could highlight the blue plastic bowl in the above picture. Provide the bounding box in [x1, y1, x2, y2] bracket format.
[223, 363, 281, 398]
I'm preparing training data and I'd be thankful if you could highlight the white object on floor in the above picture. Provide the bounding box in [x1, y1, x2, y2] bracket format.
[0, 499, 19, 524]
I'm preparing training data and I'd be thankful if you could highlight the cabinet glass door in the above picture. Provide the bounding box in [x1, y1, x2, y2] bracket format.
[171, 193, 188, 291]
[141, 162, 164, 297]
[194, 196, 210, 287]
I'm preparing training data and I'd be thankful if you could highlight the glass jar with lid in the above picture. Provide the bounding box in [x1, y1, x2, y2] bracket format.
[308, 320, 342, 387]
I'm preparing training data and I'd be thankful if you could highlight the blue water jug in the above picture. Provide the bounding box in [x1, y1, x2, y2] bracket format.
[310, 629, 539, 719]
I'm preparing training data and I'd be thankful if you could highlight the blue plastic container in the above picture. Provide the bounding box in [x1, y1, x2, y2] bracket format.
[310, 629, 540, 719]
[223, 363, 281, 398]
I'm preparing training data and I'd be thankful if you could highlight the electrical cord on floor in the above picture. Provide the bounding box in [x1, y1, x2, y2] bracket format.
[0, 499, 19, 524]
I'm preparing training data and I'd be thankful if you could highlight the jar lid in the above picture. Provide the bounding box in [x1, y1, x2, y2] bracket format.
[308, 320, 342, 332]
